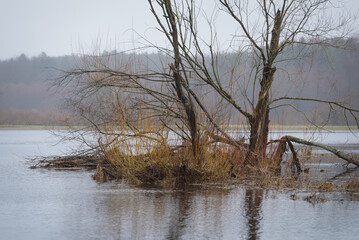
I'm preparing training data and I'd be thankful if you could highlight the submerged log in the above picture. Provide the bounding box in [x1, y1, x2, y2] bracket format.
[31, 154, 119, 183]
[92, 164, 116, 183]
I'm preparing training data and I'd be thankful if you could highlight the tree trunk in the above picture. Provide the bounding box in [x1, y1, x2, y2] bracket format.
[164, 0, 199, 159]
[246, 71, 272, 166]
[244, 10, 282, 167]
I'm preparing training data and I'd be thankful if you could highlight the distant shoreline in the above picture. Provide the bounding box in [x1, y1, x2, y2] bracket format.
[0, 125, 70, 130]
[0, 124, 357, 131]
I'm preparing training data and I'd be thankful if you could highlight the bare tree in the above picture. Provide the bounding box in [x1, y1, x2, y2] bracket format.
[149, 0, 200, 159]
[215, 0, 358, 168]
[158, 0, 359, 168]
[58, 0, 359, 179]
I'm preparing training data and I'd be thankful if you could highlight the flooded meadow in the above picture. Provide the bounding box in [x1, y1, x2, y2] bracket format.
[1, 130, 359, 239]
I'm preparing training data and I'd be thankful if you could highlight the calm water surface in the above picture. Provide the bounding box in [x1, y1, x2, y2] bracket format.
[1, 130, 359, 240]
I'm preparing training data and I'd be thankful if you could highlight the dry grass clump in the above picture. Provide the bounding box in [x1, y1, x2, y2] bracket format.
[99, 133, 237, 186]
[345, 178, 359, 192]
[316, 181, 334, 192]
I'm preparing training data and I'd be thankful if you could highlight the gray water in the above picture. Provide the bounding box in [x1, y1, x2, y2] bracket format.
[1, 130, 359, 240]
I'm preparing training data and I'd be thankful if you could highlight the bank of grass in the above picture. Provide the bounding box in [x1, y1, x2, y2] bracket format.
[0, 124, 67, 130]
[0, 124, 85, 130]
[2, 124, 357, 131]
[68, 129, 359, 191]
[27, 119, 358, 190]
[224, 124, 358, 131]
[32, 147, 359, 192]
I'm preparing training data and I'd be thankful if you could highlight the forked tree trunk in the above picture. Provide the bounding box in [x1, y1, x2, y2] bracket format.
[164, 0, 199, 159]
[245, 10, 282, 167]
[246, 68, 273, 166]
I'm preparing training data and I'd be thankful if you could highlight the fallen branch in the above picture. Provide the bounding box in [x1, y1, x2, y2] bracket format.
[271, 137, 301, 175]
[283, 135, 359, 167]
[287, 140, 302, 173]
[208, 132, 248, 150]
[30, 154, 102, 169]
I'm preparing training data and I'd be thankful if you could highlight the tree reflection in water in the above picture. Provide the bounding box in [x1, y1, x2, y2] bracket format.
[100, 185, 266, 239]
[166, 190, 192, 239]
[244, 188, 264, 240]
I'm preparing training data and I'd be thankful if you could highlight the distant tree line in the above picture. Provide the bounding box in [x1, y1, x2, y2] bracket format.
[0, 42, 359, 126]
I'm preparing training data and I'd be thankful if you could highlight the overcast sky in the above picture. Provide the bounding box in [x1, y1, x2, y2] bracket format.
[1, 0, 358, 60]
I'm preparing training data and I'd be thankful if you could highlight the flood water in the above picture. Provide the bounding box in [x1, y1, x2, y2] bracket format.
[1, 130, 359, 240]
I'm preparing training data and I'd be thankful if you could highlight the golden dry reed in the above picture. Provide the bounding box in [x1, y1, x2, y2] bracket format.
[97, 103, 239, 186]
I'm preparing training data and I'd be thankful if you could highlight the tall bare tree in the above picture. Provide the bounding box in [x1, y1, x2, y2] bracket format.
[149, 0, 200, 159]
[158, 0, 359, 168]
[217, 0, 358, 167]
[59, 0, 359, 176]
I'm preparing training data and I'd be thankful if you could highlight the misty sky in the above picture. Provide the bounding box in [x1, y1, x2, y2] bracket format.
[1, 0, 359, 60]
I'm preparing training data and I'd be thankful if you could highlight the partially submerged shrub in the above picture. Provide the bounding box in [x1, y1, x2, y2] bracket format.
[99, 135, 238, 186]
